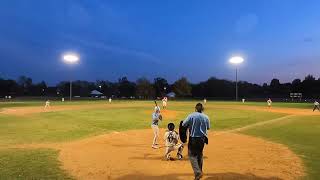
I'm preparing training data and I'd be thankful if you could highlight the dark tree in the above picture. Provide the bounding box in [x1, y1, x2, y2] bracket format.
[136, 78, 155, 99]
[153, 77, 169, 97]
[1, 74, 320, 100]
[172, 77, 192, 97]
[96, 80, 118, 97]
[17, 76, 33, 95]
[118, 77, 136, 98]
[291, 79, 302, 92]
[304, 75, 316, 81]
[0, 79, 19, 97]
[30, 81, 47, 96]
[270, 79, 280, 88]
[302, 75, 318, 98]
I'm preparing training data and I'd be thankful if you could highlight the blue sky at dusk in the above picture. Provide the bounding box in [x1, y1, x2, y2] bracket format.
[0, 0, 320, 85]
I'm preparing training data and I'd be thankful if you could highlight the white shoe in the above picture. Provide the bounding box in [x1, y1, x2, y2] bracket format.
[166, 154, 171, 160]
[152, 145, 159, 149]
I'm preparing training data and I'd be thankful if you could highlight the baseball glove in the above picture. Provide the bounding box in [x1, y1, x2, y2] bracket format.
[158, 114, 163, 120]
[179, 121, 188, 143]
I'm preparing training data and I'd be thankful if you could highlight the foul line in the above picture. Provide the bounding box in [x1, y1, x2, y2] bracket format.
[226, 114, 296, 133]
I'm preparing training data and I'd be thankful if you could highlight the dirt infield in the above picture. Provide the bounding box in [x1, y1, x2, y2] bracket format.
[0, 105, 101, 116]
[0, 103, 144, 116]
[144, 109, 179, 120]
[20, 129, 304, 180]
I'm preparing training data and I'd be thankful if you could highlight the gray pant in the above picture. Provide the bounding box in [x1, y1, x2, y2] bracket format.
[165, 144, 184, 157]
[188, 137, 205, 179]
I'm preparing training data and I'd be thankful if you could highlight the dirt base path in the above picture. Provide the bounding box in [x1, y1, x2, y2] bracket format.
[22, 129, 304, 180]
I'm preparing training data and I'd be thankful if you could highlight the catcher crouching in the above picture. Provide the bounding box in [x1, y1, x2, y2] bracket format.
[164, 123, 184, 160]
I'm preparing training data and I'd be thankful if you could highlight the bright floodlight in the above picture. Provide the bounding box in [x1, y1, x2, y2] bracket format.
[229, 56, 244, 64]
[63, 53, 79, 64]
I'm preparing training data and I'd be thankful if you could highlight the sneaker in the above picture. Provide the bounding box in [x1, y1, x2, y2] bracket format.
[166, 154, 171, 160]
[194, 172, 203, 180]
[152, 145, 159, 149]
[177, 153, 183, 160]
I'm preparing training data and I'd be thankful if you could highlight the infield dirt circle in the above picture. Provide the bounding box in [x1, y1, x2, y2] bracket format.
[27, 129, 304, 180]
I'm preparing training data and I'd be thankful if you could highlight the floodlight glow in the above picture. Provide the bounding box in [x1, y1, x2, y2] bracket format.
[63, 53, 79, 64]
[229, 56, 244, 64]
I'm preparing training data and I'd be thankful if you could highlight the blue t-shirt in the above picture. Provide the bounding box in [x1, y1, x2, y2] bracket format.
[182, 112, 210, 137]
[151, 112, 161, 126]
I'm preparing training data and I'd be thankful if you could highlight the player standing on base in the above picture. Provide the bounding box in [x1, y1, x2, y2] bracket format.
[162, 97, 168, 109]
[267, 98, 272, 108]
[313, 100, 320, 111]
[44, 100, 50, 109]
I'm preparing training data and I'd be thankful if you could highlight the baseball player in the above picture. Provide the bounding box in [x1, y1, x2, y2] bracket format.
[267, 98, 272, 108]
[162, 97, 168, 109]
[313, 100, 320, 111]
[44, 100, 50, 109]
[109, 98, 112, 103]
[154, 105, 161, 113]
[151, 107, 162, 149]
[203, 98, 207, 104]
[164, 123, 184, 160]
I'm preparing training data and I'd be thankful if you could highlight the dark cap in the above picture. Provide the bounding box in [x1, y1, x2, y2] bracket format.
[195, 103, 204, 113]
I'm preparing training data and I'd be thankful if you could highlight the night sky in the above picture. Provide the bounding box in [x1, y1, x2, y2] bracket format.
[0, 0, 319, 85]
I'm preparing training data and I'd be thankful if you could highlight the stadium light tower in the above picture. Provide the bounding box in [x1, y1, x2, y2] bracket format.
[62, 53, 79, 101]
[229, 56, 244, 101]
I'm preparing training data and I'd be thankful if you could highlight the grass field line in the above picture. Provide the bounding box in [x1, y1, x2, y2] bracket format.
[226, 114, 296, 133]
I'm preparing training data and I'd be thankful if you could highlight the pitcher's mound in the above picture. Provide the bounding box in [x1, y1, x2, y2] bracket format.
[57, 130, 304, 180]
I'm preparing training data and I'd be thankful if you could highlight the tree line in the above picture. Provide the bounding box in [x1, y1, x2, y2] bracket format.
[1, 75, 320, 99]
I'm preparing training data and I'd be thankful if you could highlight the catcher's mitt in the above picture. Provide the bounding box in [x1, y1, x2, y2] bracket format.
[179, 121, 188, 143]
[158, 114, 163, 120]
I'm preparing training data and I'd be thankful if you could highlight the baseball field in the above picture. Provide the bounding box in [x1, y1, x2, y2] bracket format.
[0, 100, 319, 180]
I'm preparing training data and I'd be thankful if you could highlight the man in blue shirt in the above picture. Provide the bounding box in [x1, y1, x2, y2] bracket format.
[182, 103, 210, 180]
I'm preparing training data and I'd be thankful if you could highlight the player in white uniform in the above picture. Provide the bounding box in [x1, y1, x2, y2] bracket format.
[109, 97, 112, 103]
[203, 98, 207, 104]
[313, 101, 320, 111]
[44, 100, 50, 109]
[151, 107, 162, 149]
[162, 97, 168, 109]
[267, 98, 272, 108]
[164, 123, 183, 160]
[154, 105, 161, 112]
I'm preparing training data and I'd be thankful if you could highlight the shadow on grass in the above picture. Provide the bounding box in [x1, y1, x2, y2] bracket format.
[115, 172, 282, 180]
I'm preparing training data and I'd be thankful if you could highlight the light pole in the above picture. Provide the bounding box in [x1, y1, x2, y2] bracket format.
[62, 53, 79, 101]
[229, 56, 244, 101]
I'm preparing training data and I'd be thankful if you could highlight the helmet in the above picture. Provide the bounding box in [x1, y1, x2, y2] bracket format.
[167, 123, 175, 131]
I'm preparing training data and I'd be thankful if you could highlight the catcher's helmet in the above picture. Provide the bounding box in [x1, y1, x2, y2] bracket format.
[167, 123, 175, 131]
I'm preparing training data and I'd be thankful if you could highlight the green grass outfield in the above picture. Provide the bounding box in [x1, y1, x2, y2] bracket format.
[0, 100, 319, 179]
